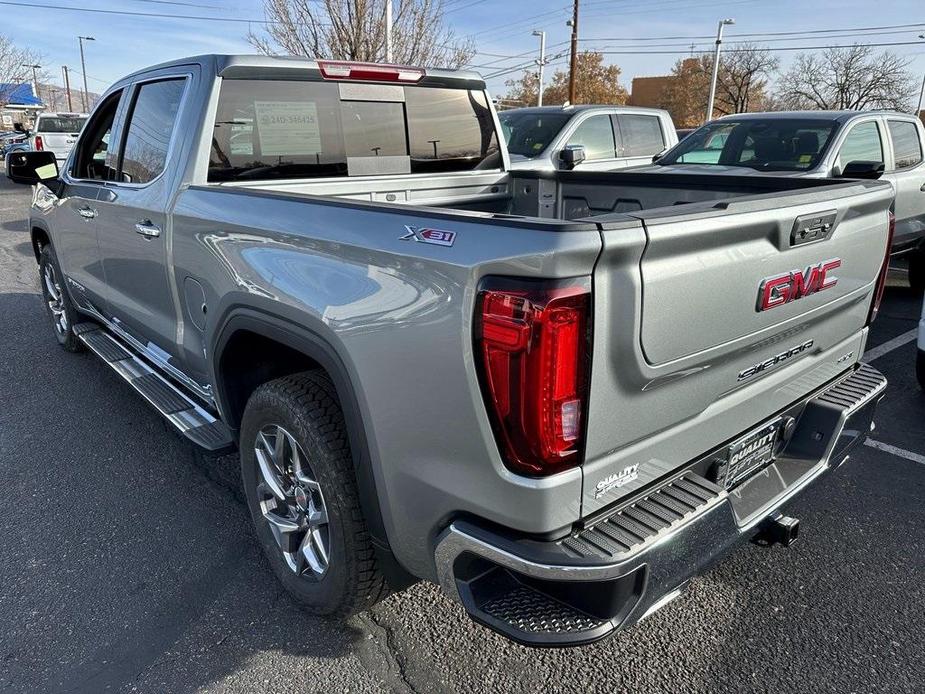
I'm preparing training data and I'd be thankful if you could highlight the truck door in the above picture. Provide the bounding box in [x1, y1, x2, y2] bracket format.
[53, 89, 127, 315]
[561, 114, 621, 171]
[95, 76, 189, 362]
[613, 113, 669, 168]
[882, 118, 925, 252]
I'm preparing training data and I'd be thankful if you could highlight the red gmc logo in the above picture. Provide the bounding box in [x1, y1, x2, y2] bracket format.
[757, 258, 841, 311]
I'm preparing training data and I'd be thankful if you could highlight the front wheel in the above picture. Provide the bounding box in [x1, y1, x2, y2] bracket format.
[240, 371, 386, 616]
[38, 245, 84, 352]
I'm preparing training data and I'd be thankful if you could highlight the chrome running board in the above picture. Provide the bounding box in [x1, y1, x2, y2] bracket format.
[74, 323, 234, 451]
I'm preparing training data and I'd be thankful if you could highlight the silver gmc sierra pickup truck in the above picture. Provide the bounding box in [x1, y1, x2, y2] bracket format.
[8, 55, 893, 647]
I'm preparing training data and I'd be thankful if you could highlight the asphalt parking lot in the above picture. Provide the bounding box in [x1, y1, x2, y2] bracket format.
[1, 175, 923, 694]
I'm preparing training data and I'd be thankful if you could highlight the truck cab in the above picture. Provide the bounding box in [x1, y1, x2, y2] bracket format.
[498, 105, 677, 172]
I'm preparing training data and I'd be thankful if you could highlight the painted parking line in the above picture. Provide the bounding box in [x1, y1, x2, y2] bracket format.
[863, 328, 918, 362]
[864, 438, 925, 466]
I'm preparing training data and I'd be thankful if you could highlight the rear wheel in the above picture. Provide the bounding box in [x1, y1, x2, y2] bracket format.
[240, 371, 386, 616]
[908, 248, 925, 292]
[38, 245, 83, 352]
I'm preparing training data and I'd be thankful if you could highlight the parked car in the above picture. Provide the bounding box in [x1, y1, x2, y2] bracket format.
[641, 111, 925, 289]
[11, 55, 893, 647]
[29, 112, 88, 162]
[1, 131, 30, 177]
[498, 105, 678, 172]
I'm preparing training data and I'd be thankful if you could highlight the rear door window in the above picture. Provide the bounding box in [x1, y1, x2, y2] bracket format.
[565, 115, 616, 161]
[836, 121, 883, 173]
[616, 114, 665, 157]
[120, 78, 186, 184]
[209, 80, 499, 181]
[887, 120, 923, 170]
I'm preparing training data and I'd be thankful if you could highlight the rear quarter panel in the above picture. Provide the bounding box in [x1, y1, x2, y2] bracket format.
[170, 186, 603, 579]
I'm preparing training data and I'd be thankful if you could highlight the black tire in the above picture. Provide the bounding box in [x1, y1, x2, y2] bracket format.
[240, 370, 386, 616]
[38, 244, 84, 352]
[909, 248, 925, 293]
[917, 349, 925, 391]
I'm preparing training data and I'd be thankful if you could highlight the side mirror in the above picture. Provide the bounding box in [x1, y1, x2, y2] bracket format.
[6, 150, 59, 184]
[838, 160, 884, 180]
[559, 144, 587, 170]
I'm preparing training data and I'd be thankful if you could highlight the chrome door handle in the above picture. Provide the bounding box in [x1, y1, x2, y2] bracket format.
[77, 206, 97, 220]
[134, 221, 161, 238]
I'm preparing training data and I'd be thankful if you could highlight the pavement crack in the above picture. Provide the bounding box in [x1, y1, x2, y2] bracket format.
[356, 611, 421, 694]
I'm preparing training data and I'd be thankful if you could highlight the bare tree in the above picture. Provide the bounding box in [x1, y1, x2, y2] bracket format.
[248, 0, 474, 68]
[658, 46, 778, 126]
[777, 45, 916, 111]
[0, 34, 44, 105]
[713, 43, 779, 116]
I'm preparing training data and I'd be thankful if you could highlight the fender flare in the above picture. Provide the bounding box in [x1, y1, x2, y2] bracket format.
[210, 307, 400, 570]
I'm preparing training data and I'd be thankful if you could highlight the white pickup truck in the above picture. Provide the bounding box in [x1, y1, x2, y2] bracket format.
[29, 112, 88, 163]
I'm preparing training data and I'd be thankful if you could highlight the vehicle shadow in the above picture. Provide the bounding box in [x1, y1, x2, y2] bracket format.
[0, 291, 392, 693]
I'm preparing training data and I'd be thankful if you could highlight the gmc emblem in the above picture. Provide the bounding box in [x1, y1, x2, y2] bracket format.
[757, 258, 841, 312]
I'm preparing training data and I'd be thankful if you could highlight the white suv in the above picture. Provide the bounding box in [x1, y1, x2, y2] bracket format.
[30, 112, 88, 162]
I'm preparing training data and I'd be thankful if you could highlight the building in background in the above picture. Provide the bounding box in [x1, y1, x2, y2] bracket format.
[0, 83, 43, 129]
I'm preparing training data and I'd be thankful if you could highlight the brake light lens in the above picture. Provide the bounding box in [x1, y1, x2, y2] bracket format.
[867, 211, 895, 325]
[475, 279, 591, 476]
[318, 60, 425, 83]
[34, 135, 43, 151]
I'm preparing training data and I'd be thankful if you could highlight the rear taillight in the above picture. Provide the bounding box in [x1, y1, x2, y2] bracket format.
[318, 60, 425, 83]
[34, 135, 43, 151]
[475, 279, 592, 476]
[867, 211, 895, 325]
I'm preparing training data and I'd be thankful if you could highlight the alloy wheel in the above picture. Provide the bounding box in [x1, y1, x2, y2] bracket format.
[254, 424, 330, 579]
[43, 262, 68, 336]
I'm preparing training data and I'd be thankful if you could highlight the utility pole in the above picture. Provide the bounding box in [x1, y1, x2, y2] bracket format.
[62, 66, 73, 112]
[705, 18, 735, 123]
[532, 30, 547, 107]
[916, 34, 925, 119]
[78, 35, 94, 112]
[22, 63, 41, 103]
[385, 0, 392, 62]
[567, 0, 579, 104]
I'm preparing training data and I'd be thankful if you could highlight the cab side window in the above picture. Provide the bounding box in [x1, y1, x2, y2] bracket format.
[566, 115, 616, 161]
[887, 120, 923, 170]
[835, 121, 883, 173]
[120, 78, 186, 184]
[617, 114, 665, 157]
[71, 90, 122, 181]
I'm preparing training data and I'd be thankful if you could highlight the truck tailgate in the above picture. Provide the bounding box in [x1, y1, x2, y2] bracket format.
[581, 180, 893, 515]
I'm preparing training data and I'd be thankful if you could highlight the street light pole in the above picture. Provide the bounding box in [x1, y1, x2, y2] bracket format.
[385, 0, 392, 62]
[78, 36, 95, 112]
[22, 63, 41, 103]
[705, 18, 735, 123]
[567, 0, 579, 104]
[916, 35, 925, 119]
[533, 30, 547, 107]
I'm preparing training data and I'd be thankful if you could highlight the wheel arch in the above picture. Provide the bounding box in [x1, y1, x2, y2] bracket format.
[211, 307, 414, 587]
[30, 221, 51, 263]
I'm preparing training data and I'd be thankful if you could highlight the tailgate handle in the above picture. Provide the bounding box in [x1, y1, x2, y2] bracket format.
[791, 210, 837, 247]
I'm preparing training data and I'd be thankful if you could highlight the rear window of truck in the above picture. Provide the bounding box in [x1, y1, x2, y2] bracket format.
[36, 116, 87, 133]
[209, 80, 500, 181]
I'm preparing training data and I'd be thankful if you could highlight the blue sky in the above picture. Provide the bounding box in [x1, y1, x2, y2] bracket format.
[2, 0, 924, 103]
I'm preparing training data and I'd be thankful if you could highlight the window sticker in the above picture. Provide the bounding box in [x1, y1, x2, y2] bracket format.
[255, 101, 321, 156]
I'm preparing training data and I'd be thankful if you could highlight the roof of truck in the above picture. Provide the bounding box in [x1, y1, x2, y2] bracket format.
[116, 54, 485, 88]
[714, 110, 916, 123]
[500, 104, 668, 116]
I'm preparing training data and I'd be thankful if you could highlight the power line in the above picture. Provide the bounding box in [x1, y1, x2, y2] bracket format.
[582, 21, 925, 42]
[0, 0, 325, 25]
[589, 39, 925, 56]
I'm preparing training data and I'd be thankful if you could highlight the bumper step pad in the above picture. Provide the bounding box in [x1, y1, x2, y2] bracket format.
[76, 324, 233, 451]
